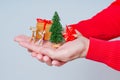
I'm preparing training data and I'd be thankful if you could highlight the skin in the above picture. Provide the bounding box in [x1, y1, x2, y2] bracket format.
[14, 34, 90, 66]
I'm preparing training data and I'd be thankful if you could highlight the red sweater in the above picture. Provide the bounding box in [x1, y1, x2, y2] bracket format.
[71, 0, 120, 71]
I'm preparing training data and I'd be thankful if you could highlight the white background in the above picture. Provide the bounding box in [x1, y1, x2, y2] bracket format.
[0, 0, 120, 80]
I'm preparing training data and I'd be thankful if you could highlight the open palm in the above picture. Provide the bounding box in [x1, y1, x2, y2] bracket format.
[14, 35, 65, 66]
[14, 34, 89, 66]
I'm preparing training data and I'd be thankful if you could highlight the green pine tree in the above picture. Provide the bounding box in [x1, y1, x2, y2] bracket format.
[50, 11, 64, 44]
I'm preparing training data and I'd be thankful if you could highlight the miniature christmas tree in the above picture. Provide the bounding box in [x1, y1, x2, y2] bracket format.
[49, 11, 64, 47]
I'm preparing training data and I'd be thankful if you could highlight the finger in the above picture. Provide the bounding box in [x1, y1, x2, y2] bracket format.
[14, 35, 30, 42]
[52, 60, 66, 66]
[31, 52, 37, 57]
[36, 54, 44, 62]
[43, 56, 52, 66]
[41, 48, 55, 59]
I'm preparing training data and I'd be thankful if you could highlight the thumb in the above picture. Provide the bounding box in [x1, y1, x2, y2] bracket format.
[75, 29, 82, 36]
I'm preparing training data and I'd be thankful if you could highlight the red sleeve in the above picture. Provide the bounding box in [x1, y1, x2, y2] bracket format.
[86, 38, 120, 71]
[70, 0, 120, 71]
[71, 0, 120, 40]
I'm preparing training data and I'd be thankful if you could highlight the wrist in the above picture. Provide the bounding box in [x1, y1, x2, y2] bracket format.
[79, 36, 90, 58]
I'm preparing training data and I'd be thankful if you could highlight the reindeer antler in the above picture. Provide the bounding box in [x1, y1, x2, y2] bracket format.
[29, 26, 36, 42]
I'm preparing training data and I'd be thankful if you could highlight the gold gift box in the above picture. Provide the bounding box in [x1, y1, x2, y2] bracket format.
[36, 18, 52, 40]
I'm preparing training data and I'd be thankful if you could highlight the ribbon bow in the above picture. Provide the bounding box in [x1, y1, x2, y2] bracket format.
[63, 25, 77, 42]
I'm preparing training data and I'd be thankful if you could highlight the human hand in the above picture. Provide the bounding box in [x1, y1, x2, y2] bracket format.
[14, 34, 90, 66]
[38, 36, 90, 62]
[14, 35, 65, 66]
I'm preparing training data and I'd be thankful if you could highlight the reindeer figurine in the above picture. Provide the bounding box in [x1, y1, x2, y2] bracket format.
[29, 26, 36, 42]
[38, 30, 46, 45]
[30, 26, 45, 45]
